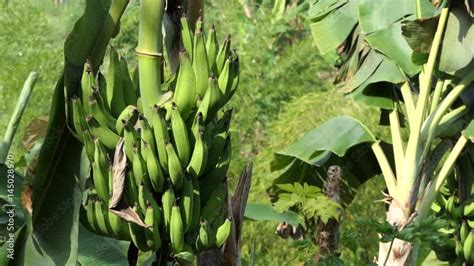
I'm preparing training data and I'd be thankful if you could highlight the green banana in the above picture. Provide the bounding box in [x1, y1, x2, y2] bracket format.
[180, 175, 194, 232]
[214, 35, 231, 76]
[180, 15, 194, 59]
[196, 219, 212, 250]
[83, 129, 95, 162]
[123, 123, 140, 161]
[93, 139, 110, 202]
[119, 54, 138, 106]
[197, 75, 223, 123]
[190, 112, 204, 146]
[84, 198, 99, 233]
[173, 51, 196, 120]
[173, 244, 195, 265]
[115, 105, 139, 135]
[456, 238, 463, 258]
[152, 105, 170, 171]
[141, 140, 165, 193]
[464, 230, 474, 263]
[162, 188, 176, 233]
[464, 200, 474, 217]
[468, 218, 474, 228]
[188, 176, 201, 231]
[228, 51, 240, 100]
[108, 211, 131, 241]
[139, 115, 156, 153]
[71, 96, 88, 142]
[193, 27, 209, 98]
[461, 221, 469, 243]
[205, 131, 228, 173]
[215, 218, 232, 247]
[187, 129, 208, 178]
[129, 205, 151, 252]
[212, 108, 233, 135]
[106, 47, 127, 117]
[144, 204, 161, 251]
[170, 103, 191, 165]
[206, 23, 219, 71]
[217, 56, 233, 99]
[446, 195, 462, 219]
[126, 171, 139, 205]
[200, 136, 231, 204]
[86, 115, 120, 150]
[201, 181, 227, 224]
[170, 203, 185, 252]
[133, 146, 148, 187]
[81, 61, 95, 114]
[95, 200, 112, 236]
[166, 142, 184, 190]
[88, 94, 117, 131]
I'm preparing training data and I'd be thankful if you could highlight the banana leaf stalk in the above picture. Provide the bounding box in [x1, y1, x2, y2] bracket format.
[137, 0, 165, 119]
[0, 71, 37, 163]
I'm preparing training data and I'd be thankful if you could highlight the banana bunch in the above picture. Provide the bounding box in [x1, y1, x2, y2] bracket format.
[430, 166, 474, 265]
[70, 19, 237, 263]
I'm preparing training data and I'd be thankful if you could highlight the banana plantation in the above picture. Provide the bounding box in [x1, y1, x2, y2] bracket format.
[1, 0, 473, 265]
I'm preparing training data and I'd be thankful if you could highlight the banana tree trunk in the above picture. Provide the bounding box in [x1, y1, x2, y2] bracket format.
[377, 199, 416, 265]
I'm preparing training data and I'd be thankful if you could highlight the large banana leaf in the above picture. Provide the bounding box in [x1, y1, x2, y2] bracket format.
[270, 116, 385, 205]
[2, 1, 129, 265]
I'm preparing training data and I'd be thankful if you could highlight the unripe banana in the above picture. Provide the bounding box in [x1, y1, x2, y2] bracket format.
[123, 123, 140, 161]
[464, 230, 474, 263]
[88, 93, 117, 131]
[144, 204, 161, 251]
[170, 203, 185, 252]
[180, 15, 194, 59]
[106, 47, 127, 117]
[152, 105, 170, 171]
[461, 221, 469, 243]
[206, 24, 219, 71]
[174, 245, 195, 266]
[173, 51, 196, 120]
[108, 211, 131, 241]
[212, 109, 233, 135]
[166, 143, 184, 190]
[468, 218, 474, 228]
[138, 115, 156, 152]
[228, 51, 240, 101]
[190, 112, 204, 146]
[464, 200, 474, 217]
[86, 115, 120, 150]
[200, 137, 231, 204]
[180, 175, 194, 232]
[95, 200, 112, 236]
[132, 146, 149, 187]
[196, 219, 212, 250]
[126, 171, 139, 205]
[217, 56, 233, 99]
[115, 105, 139, 136]
[162, 188, 175, 233]
[81, 61, 95, 114]
[197, 75, 223, 123]
[215, 35, 231, 76]
[141, 140, 165, 193]
[119, 54, 138, 106]
[84, 198, 99, 233]
[188, 176, 201, 231]
[193, 27, 209, 98]
[455, 238, 463, 258]
[201, 181, 227, 224]
[129, 205, 151, 252]
[170, 103, 191, 165]
[82, 129, 95, 162]
[205, 131, 228, 173]
[92, 139, 110, 202]
[187, 129, 208, 178]
[71, 96, 88, 142]
[215, 218, 232, 248]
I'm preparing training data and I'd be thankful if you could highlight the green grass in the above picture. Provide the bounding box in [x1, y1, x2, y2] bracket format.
[0, 1, 388, 265]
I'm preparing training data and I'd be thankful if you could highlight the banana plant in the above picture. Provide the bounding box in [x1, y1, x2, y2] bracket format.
[271, 0, 474, 264]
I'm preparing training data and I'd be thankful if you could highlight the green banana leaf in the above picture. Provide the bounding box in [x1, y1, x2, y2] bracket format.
[270, 116, 386, 205]
[5, 0, 129, 265]
[244, 202, 301, 226]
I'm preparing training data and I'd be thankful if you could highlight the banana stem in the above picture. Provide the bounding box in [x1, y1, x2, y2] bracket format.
[400, 82, 415, 128]
[137, 0, 165, 119]
[389, 107, 405, 180]
[372, 142, 397, 196]
[0, 71, 37, 163]
[429, 79, 444, 114]
[401, 4, 450, 195]
[417, 135, 468, 219]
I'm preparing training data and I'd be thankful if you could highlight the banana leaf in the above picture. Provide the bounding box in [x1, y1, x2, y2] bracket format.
[3, 0, 129, 265]
[270, 116, 387, 205]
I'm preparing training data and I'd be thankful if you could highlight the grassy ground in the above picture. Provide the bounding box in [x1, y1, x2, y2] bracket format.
[0, 1, 387, 265]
